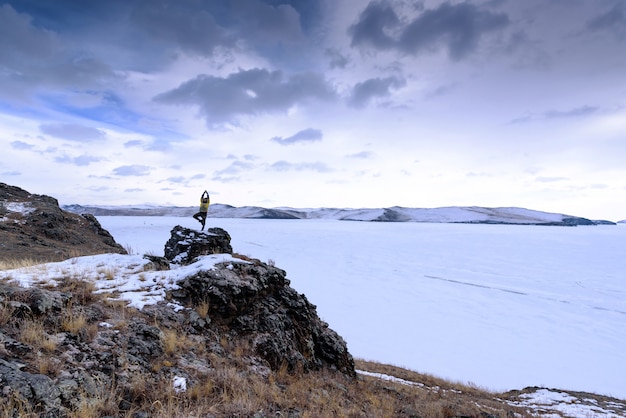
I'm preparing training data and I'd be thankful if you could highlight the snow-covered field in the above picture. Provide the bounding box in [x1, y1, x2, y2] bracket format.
[93, 216, 626, 401]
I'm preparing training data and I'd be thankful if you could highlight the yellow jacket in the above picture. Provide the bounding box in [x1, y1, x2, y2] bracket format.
[199, 191, 210, 212]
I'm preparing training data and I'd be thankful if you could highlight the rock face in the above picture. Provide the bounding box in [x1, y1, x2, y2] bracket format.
[0, 224, 355, 416]
[166, 225, 355, 375]
[0, 183, 127, 261]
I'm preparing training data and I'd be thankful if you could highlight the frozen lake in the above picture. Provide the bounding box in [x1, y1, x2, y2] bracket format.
[98, 216, 626, 399]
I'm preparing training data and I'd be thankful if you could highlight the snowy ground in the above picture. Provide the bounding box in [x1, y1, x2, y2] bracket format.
[3, 216, 625, 407]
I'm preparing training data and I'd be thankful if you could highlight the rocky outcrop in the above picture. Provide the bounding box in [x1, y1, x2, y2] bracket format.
[0, 183, 127, 262]
[166, 225, 355, 375]
[0, 224, 355, 416]
[164, 225, 233, 264]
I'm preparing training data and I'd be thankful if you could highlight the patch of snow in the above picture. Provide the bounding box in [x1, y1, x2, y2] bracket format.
[172, 376, 187, 393]
[0, 253, 246, 310]
[508, 389, 626, 418]
[3, 202, 36, 215]
[357, 370, 425, 388]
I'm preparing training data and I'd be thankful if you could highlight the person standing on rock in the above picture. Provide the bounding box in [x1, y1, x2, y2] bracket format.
[192, 190, 210, 230]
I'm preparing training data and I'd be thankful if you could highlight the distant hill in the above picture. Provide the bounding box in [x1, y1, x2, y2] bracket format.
[62, 203, 616, 226]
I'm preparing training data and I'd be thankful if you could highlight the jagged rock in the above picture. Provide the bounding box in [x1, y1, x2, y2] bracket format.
[142, 254, 170, 271]
[0, 331, 32, 356]
[173, 261, 356, 376]
[128, 323, 164, 358]
[164, 225, 354, 375]
[7, 301, 33, 319]
[164, 225, 233, 264]
[23, 288, 70, 316]
[0, 359, 62, 415]
[0, 182, 127, 262]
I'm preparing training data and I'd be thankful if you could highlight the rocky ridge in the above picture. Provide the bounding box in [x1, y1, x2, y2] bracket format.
[1, 183, 127, 262]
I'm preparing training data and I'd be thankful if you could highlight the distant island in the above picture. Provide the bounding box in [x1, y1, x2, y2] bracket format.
[63, 204, 618, 226]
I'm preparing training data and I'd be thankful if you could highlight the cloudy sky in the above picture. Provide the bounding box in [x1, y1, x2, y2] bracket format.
[1, 0, 625, 220]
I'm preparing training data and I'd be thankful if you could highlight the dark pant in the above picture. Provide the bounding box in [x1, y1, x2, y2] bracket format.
[193, 212, 207, 229]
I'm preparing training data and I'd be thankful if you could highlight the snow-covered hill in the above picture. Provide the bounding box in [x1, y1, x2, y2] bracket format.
[63, 204, 614, 226]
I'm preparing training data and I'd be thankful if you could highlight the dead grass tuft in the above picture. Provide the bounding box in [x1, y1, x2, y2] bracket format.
[0, 302, 14, 326]
[0, 391, 33, 418]
[0, 257, 47, 271]
[196, 299, 210, 319]
[58, 277, 100, 305]
[61, 312, 87, 335]
[162, 328, 192, 356]
[19, 319, 57, 352]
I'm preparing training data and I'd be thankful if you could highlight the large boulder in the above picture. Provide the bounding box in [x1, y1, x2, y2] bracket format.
[0, 183, 127, 261]
[173, 261, 356, 376]
[164, 225, 233, 264]
[165, 225, 355, 376]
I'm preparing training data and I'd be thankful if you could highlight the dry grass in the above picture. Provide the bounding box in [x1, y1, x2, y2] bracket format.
[36, 355, 63, 376]
[0, 391, 31, 418]
[19, 319, 57, 352]
[61, 312, 87, 334]
[97, 266, 118, 280]
[0, 257, 48, 271]
[162, 328, 192, 356]
[0, 302, 13, 326]
[196, 299, 210, 319]
[58, 277, 100, 305]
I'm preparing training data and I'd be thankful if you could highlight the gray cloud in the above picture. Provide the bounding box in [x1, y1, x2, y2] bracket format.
[271, 128, 323, 145]
[0, 4, 118, 97]
[325, 48, 349, 69]
[0, 4, 57, 66]
[88, 186, 110, 192]
[10, 140, 35, 150]
[349, 2, 400, 50]
[509, 105, 599, 124]
[154, 68, 336, 127]
[55, 154, 103, 166]
[124, 140, 144, 148]
[587, 3, 626, 35]
[544, 106, 599, 119]
[350, 1, 509, 60]
[536, 176, 569, 183]
[466, 171, 493, 178]
[113, 165, 151, 176]
[40, 123, 106, 142]
[212, 175, 241, 183]
[129, 1, 232, 57]
[165, 176, 186, 184]
[348, 76, 406, 108]
[162, 173, 206, 184]
[425, 82, 458, 99]
[228, 0, 304, 43]
[214, 161, 254, 176]
[345, 151, 373, 159]
[269, 161, 332, 172]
